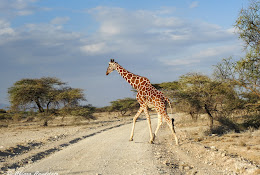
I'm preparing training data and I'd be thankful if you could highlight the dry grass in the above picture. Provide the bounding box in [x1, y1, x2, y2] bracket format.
[175, 113, 260, 165]
[200, 128, 260, 165]
[1, 111, 260, 166]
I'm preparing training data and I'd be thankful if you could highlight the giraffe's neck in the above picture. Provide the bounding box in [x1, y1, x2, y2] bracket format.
[116, 64, 150, 90]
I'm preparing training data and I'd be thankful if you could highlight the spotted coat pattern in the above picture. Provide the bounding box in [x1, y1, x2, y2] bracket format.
[106, 60, 178, 145]
[116, 64, 170, 116]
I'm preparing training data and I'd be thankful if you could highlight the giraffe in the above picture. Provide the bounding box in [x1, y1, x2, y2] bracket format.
[106, 59, 179, 145]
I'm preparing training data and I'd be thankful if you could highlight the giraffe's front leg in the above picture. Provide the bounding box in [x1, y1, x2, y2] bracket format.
[129, 107, 143, 141]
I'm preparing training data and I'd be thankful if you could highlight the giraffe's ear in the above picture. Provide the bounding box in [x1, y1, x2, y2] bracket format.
[110, 59, 114, 62]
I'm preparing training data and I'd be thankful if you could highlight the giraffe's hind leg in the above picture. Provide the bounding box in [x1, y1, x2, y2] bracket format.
[143, 107, 154, 144]
[164, 115, 179, 145]
[154, 114, 162, 139]
[129, 107, 143, 141]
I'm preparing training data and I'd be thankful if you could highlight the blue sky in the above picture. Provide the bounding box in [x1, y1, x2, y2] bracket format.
[0, 0, 249, 107]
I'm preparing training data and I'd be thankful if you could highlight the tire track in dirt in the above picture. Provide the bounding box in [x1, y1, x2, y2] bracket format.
[13, 117, 161, 175]
[1, 121, 132, 174]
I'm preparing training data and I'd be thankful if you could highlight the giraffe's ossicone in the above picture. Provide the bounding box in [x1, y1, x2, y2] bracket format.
[106, 59, 179, 145]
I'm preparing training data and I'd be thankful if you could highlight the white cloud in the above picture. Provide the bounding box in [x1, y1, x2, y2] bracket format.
[155, 6, 176, 15]
[99, 22, 121, 35]
[160, 44, 242, 67]
[83, 7, 241, 65]
[0, 19, 84, 65]
[0, 19, 15, 35]
[162, 58, 200, 66]
[0, 0, 46, 17]
[192, 47, 228, 59]
[0, 6, 240, 68]
[51, 17, 70, 25]
[80, 42, 106, 54]
[9, 0, 37, 10]
[17, 10, 34, 16]
[189, 1, 199, 9]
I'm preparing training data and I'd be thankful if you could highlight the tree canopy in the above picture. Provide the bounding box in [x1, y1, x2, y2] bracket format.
[109, 98, 139, 115]
[8, 77, 86, 113]
[236, 0, 260, 52]
[214, 0, 260, 108]
[157, 73, 237, 129]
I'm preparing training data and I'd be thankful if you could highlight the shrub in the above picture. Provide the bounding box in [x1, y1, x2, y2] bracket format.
[59, 105, 96, 120]
[0, 113, 7, 120]
[12, 113, 22, 122]
[217, 117, 240, 133]
[242, 114, 260, 129]
[0, 109, 7, 113]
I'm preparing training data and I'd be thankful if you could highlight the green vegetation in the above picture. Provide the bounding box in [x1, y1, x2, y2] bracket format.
[154, 73, 240, 129]
[6, 77, 90, 126]
[8, 77, 86, 113]
[108, 98, 139, 116]
[215, 0, 260, 101]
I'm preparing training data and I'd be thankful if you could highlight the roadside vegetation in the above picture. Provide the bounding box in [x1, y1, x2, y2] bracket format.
[1, 77, 95, 126]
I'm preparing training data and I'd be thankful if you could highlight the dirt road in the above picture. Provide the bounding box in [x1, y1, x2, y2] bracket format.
[16, 117, 166, 175]
[4, 114, 259, 175]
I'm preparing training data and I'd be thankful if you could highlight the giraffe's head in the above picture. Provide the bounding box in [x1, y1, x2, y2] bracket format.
[106, 59, 118, 75]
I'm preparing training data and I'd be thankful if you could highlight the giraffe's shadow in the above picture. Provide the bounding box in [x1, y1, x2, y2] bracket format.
[133, 141, 147, 144]
[129, 140, 151, 144]
[133, 141, 161, 145]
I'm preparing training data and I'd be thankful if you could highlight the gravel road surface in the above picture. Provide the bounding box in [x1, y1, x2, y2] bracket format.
[20, 117, 161, 175]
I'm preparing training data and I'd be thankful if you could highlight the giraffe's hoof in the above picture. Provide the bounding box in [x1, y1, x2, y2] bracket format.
[129, 138, 133, 141]
[149, 140, 154, 144]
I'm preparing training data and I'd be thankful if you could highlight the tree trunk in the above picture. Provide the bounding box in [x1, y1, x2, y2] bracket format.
[204, 104, 213, 129]
[46, 101, 52, 114]
[35, 100, 44, 113]
[121, 110, 127, 116]
[43, 120, 48, 126]
[189, 112, 198, 121]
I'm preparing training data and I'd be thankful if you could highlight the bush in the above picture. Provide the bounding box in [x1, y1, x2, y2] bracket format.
[109, 98, 139, 116]
[12, 113, 23, 122]
[0, 109, 7, 113]
[0, 113, 7, 120]
[70, 107, 95, 119]
[0, 111, 14, 121]
[217, 117, 240, 132]
[242, 114, 260, 129]
[59, 105, 96, 120]
[207, 117, 241, 135]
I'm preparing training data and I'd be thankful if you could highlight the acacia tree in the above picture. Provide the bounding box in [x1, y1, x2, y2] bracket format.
[157, 73, 237, 129]
[178, 74, 215, 128]
[56, 87, 86, 108]
[109, 98, 139, 116]
[214, 0, 260, 109]
[236, 0, 260, 53]
[214, 57, 259, 109]
[235, 0, 260, 99]
[8, 77, 85, 113]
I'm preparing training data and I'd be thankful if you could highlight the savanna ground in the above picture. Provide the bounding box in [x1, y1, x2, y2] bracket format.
[0, 111, 259, 175]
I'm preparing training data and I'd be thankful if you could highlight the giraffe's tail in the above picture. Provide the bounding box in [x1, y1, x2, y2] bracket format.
[165, 97, 176, 130]
[165, 96, 173, 116]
